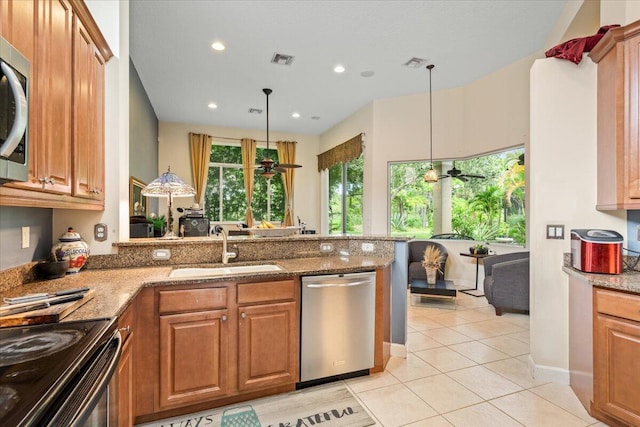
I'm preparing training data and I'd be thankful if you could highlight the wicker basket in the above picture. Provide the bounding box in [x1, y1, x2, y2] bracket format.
[221, 405, 262, 427]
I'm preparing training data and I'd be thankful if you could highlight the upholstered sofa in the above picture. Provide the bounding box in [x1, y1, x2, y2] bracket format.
[483, 251, 530, 315]
[407, 240, 448, 285]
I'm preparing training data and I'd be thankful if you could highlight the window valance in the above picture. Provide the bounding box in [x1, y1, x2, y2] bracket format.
[317, 133, 363, 171]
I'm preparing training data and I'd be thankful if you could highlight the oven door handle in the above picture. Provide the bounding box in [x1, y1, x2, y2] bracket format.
[0, 61, 28, 158]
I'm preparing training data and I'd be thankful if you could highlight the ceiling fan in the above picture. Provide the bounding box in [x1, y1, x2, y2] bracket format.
[257, 88, 301, 179]
[439, 161, 486, 182]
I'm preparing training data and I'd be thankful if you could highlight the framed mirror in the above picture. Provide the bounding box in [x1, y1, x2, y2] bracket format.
[129, 177, 147, 217]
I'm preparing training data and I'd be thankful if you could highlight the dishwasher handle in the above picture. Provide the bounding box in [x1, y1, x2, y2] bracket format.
[305, 280, 372, 288]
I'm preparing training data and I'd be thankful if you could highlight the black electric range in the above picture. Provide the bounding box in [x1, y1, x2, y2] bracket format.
[0, 318, 120, 426]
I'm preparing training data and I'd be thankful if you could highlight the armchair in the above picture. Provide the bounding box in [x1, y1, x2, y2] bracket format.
[483, 251, 530, 316]
[408, 240, 448, 285]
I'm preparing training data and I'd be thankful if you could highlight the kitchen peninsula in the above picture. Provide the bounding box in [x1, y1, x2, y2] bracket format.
[0, 234, 404, 425]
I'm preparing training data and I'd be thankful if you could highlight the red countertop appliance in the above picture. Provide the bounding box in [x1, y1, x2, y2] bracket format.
[570, 229, 623, 274]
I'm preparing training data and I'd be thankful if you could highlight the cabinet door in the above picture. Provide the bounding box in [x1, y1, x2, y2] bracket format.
[159, 310, 230, 408]
[19, 0, 73, 194]
[594, 314, 640, 426]
[626, 33, 640, 200]
[72, 15, 104, 201]
[113, 331, 133, 427]
[237, 301, 299, 392]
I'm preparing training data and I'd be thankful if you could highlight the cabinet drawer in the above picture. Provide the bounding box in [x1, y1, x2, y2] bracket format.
[238, 280, 296, 305]
[595, 287, 640, 322]
[159, 288, 227, 314]
[118, 303, 135, 343]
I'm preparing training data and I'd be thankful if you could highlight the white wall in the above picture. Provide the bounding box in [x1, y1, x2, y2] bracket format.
[529, 58, 626, 382]
[158, 122, 321, 231]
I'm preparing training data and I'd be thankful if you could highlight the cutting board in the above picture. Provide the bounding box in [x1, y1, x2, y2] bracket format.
[0, 289, 95, 327]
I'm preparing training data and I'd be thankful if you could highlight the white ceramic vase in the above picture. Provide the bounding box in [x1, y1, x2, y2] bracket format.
[51, 227, 90, 274]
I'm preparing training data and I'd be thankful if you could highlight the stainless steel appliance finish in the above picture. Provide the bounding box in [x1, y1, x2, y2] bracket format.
[301, 271, 376, 382]
[0, 36, 29, 182]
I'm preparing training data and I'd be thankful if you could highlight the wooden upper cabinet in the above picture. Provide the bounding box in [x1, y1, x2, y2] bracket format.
[591, 20, 640, 210]
[0, 0, 111, 209]
[72, 15, 104, 200]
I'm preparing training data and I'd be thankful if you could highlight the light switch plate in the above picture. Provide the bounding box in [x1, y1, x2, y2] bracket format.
[21, 226, 30, 249]
[546, 224, 564, 240]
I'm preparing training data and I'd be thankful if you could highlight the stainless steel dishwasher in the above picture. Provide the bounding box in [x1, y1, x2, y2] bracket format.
[300, 271, 376, 383]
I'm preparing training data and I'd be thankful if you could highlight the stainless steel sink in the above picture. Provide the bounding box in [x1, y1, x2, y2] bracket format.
[169, 264, 283, 279]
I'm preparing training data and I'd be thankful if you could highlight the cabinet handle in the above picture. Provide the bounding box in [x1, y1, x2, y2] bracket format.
[221, 315, 227, 321]
[119, 326, 130, 333]
[90, 188, 102, 194]
[38, 177, 55, 185]
[241, 312, 246, 319]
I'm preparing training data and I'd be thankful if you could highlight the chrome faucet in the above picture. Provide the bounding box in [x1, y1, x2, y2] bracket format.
[214, 225, 238, 264]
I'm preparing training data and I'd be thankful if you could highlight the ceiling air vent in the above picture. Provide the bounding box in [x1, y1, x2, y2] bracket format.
[248, 108, 263, 114]
[271, 53, 294, 66]
[403, 57, 428, 68]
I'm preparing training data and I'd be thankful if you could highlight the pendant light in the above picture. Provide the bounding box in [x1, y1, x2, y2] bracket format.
[423, 64, 439, 183]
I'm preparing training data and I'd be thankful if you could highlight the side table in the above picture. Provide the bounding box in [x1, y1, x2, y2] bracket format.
[459, 252, 490, 297]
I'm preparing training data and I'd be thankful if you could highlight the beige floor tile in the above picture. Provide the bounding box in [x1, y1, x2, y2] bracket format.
[448, 341, 511, 364]
[451, 322, 502, 340]
[455, 308, 497, 322]
[456, 296, 491, 309]
[529, 382, 598, 424]
[422, 327, 475, 346]
[484, 358, 549, 389]
[385, 354, 441, 382]
[480, 335, 530, 357]
[357, 383, 438, 427]
[408, 316, 448, 332]
[515, 354, 530, 364]
[413, 347, 477, 372]
[407, 331, 444, 352]
[428, 312, 476, 327]
[490, 390, 589, 427]
[443, 402, 524, 426]
[405, 374, 483, 413]
[447, 365, 523, 400]
[403, 415, 454, 426]
[508, 330, 531, 344]
[345, 371, 400, 393]
[501, 313, 531, 330]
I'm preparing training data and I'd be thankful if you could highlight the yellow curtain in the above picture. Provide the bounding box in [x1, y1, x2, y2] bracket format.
[317, 133, 363, 171]
[189, 132, 212, 205]
[276, 140, 297, 226]
[241, 138, 257, 226]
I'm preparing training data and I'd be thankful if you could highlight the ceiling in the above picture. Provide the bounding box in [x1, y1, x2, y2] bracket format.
[129, 0, 568, 136]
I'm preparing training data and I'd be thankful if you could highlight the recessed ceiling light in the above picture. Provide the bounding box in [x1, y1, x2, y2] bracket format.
[292, 112, 300, 118]
[334, 65, 345, 73]
[311, 116, 321, 120]
[211, 42, 225, 51]
[360, 70, 375, 78]
[208, 102, 218, 109]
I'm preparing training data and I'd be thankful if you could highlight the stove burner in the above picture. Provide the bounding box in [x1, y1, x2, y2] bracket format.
[0, 385, 19, 419]
[0, 330, 84, 367]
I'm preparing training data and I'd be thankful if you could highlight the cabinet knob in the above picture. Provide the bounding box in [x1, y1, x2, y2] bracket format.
[221, 315, 227, 321]
[39, 177, 55, 185]
[241, 312, 246, 319]
[90, 188, 102, 194]
[119, 325, 130, 333]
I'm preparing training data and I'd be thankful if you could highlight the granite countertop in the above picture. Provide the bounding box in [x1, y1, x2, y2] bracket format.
[1, 256, 392, 324]
[562, 265, 640, 294]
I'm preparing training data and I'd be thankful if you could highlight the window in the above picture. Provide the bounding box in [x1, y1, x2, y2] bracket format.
[204, 144, 284, 223]
[328, 156, 363, 234]
[389, 148, 525, 244]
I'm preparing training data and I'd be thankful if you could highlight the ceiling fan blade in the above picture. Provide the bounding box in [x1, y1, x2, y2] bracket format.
[456, 176, 468, 182]
[273, 166, 287, 173]
[438, 175, 451, 179]
[276, 163, 302, 168]
[461, 174, 486, 179]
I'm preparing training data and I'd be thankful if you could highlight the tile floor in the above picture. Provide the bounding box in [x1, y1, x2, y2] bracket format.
[341, 291, 610, 427]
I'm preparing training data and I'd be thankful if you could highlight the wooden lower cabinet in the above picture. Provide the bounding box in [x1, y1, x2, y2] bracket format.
[593, 288, 640, 427]
[134, 279, 300, 423]
[110, 302, 135, 427]
[159, 310, 231, 408]
[237, 301, 298, 392]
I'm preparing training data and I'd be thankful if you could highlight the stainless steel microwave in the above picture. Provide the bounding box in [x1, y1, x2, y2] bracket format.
[0, 36, 29, 182]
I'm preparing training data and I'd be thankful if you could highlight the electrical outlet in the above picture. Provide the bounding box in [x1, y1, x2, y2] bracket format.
[21, 226, 30, 249]
[320, 243, 333, 253]
[94, 223, 107, 241]
[361, 242, 375, 252]
[152, 249, 171, 260]
[637, 225, 640, 241]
